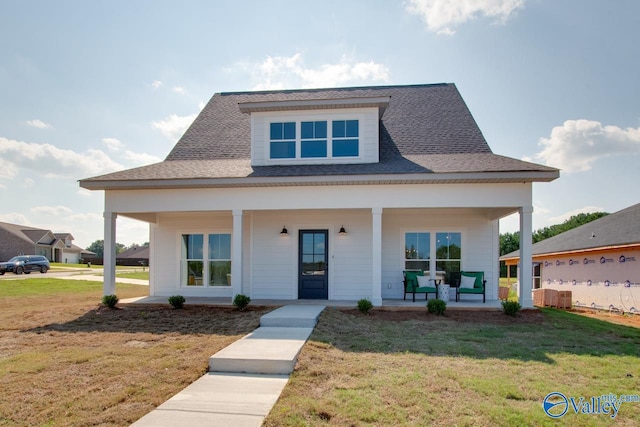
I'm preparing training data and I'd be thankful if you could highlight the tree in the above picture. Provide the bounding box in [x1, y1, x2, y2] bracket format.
[499, 211, 609, 277]
[86, 240, 126, 258]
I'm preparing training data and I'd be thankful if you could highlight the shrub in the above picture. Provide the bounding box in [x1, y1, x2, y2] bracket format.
[502, 300, 522, 316]
[168, 295, 186, 309]
[357, 298, 373, 314]
[427, 299, 446, 315]
[233, 294, 251, 311]
[102, 294, 118, 309]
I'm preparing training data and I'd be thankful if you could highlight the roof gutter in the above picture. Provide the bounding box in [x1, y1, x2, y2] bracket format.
[80, 170, 559, 191]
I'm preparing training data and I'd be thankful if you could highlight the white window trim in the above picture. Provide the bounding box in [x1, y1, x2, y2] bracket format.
[401, 229, 465, 275]
[177, 229, 232, 289]
[264, 111, 364, 164]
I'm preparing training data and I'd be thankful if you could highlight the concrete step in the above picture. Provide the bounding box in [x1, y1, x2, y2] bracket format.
[209, 327, 313, 375]
[259, 305, 325, 328]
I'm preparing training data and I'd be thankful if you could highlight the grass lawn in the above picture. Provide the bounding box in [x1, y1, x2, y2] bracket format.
[264, 308, 640, 426]
[2, 279, 639, 426]
[0, 279, 270, 426]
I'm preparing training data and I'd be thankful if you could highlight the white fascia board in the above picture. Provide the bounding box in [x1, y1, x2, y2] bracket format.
[79, 170, 559, 191]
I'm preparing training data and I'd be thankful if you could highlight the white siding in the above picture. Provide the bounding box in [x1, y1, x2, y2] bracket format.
[381, 209, 498, 300]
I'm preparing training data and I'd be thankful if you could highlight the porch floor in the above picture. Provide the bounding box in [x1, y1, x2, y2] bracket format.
[120, 296, 503, 310]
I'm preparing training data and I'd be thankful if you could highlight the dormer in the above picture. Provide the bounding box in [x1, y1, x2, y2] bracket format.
[239, 96, 390, 166]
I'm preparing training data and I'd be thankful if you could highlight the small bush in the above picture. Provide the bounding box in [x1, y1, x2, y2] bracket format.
[502, 300, 522, 316]
[233, 294, 251, 311]
[357, 298, 373, 314]
[168, 295, 186, 309]
[102, 294, 118, 309]
[427, 299, 446, 315]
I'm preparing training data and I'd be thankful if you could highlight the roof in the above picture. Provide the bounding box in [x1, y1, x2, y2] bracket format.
[117, 245, 150, 259]
[80, 83, 558, 190]
[501, 203, 640, 260]
[0, 222, 77, 247]
[0, 222, 51, 245]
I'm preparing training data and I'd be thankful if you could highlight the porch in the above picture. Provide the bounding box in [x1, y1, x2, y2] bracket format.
[120, 296, 503, 310]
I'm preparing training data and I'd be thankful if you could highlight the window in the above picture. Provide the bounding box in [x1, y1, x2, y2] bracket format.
[435, 232, 462, 284]
[332, 120, 359, 157]
[181, 233, 231, 287]
[268, 118, 360, 160]
[405, 232, 430, 271]
[270, 122, 296, 159]
[208, 234, 231, 286]
[405, 231, 462, 283]
[301, 121, 327, 158]
[181, 234, 203, 286]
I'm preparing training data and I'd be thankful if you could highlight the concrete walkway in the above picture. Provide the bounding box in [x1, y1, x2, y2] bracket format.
[131, 305, 325, 427]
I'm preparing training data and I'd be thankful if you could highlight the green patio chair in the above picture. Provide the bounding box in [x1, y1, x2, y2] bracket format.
[403, 270, 437, 302]
[455, 271, 486, 303]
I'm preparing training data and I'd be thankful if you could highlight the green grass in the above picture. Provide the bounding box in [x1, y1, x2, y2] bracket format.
[116, 271, 149, 280]
[264, 308, 640, 426]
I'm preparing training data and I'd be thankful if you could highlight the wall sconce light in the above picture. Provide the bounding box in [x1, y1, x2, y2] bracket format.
[338, 225, 347, 235]
[280, 226, 288, 236]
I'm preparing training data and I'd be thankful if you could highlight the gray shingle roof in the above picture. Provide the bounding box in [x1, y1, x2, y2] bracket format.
[80, 83, 558, 188]
[501, 203, 640, 259]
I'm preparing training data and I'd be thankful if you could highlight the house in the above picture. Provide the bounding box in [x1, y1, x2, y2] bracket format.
[501, 203, 640, 313]
[79, 83, 559, 306]
[117, 244, 150, 266]
[0, 222, 91, 263]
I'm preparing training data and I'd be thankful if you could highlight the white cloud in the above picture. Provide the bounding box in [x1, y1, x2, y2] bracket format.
[531, 120, 640, 173]
[0, 158, 19, 184]
[173, 86, 187, 95]
[0, 137, 124, 180]
[152, 113, 197, 142]
[77, 188, 93, 197]
[405, 0, 525, 35]
[151, 80, 163, 89]
[25, 119, 52, 129]
[23, 178, 34, 188]
[0, 212, 29, 224]
[122, 150, 162, 165]
[548, 205, 606, 225]
[31, 205, 74, 216]
[102, 137, 124, 152]
[249, 53, 390, 90]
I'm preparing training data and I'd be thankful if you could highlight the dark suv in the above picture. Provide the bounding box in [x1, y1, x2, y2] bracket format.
[0, 255, 50, 275]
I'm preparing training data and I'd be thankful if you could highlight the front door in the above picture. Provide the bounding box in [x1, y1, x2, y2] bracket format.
[298, 230, 329, 299]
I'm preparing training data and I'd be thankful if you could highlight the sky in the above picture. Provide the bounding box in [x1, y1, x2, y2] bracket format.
[1, 0, 639, 249]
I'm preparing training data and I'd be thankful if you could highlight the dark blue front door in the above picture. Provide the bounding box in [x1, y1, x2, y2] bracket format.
[298, 230, 328, 299]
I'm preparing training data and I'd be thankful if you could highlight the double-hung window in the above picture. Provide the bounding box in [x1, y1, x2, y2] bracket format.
[332, 120, 359, 157]
[270, 122, 296, 159]
[301, 121, 327, 158]
[405, 232, 430, 271]
[181, 233, 231, 287]
[435, 232, 462, 282]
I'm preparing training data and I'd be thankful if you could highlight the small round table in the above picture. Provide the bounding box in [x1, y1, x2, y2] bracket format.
[437, 283, 450, 301]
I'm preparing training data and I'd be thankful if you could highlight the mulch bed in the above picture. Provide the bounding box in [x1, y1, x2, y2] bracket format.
[340, 307, 546, 324]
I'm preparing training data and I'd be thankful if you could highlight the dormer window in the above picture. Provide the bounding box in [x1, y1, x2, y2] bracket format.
[270, 122, 296, 159]
[301, 121, 327, 158]
[240, 95, 389, 166]
[332, 120, 359, 157]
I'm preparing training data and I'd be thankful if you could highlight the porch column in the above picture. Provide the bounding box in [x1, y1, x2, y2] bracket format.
[371, 207, 383, 306]
[231, 210, 243, 300]
[103, 211, 117, 296]
[519, 206, 534, 308]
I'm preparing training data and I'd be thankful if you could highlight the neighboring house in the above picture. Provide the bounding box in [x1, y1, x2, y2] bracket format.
[501, 203, 640, 313]
[80, 83, 559, 306]
[0, 222, 92, 263]
[117, 244, 150, 266]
